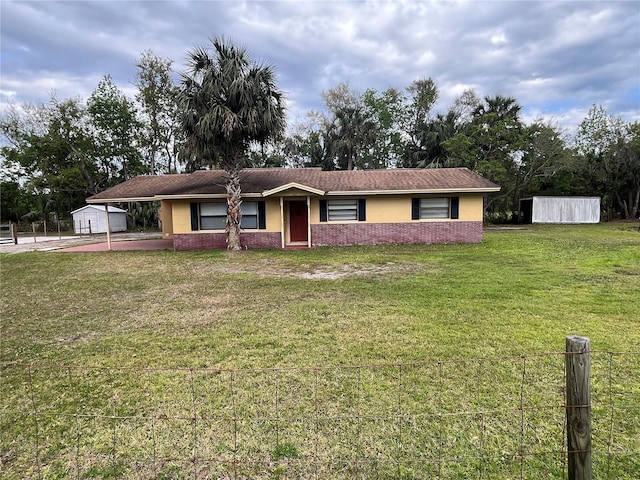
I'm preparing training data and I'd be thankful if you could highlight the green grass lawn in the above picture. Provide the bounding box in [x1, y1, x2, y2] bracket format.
[1, 223, 639, 479]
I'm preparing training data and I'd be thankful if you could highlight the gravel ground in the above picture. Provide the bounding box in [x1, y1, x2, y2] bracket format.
[0, 232, 162, 254]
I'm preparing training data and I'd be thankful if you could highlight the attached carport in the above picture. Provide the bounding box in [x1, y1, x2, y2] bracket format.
[86, 175, 180, 250]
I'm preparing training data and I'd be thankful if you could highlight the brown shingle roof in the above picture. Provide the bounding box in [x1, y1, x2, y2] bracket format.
[85, 174, 185, 201]
[87, 168, 499, 202]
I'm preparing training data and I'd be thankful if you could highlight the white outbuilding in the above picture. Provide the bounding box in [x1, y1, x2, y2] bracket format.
[71, 205, 128, 234]
[519, 196, 600, 224]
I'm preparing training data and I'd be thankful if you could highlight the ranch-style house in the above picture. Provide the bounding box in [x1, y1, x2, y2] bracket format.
[87, 167, 500, 250]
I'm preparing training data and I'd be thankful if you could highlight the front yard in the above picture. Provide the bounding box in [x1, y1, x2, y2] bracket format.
[1, 223, 638, 478]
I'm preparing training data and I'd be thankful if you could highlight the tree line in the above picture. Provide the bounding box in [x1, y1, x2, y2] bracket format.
[1, 44, 638, 230]
[283, 81, 639, 221]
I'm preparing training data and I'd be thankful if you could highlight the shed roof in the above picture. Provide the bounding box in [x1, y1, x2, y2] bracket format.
[87, 168, 499, 203]
[71, 205, 128, 215]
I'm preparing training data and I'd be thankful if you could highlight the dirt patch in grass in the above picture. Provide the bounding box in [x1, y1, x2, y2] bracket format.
[615, 266, 640, 276]
[297, 262, 425, 279]
[55, 333, 92, 345]
[190, 260, 435, 280]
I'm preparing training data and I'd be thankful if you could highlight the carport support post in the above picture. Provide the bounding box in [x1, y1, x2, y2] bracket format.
[104, 203, 112, 251]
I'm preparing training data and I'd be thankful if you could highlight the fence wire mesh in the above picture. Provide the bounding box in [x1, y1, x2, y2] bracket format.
[1, 351, 638, 479]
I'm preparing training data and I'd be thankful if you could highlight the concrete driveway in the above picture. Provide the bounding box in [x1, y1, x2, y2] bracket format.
[56, 238, 173, 252]
[0, 232, 171, 254]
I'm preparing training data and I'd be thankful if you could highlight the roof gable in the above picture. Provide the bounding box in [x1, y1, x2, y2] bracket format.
[262, 182, 325, 197]
[71, 205, 127, 214]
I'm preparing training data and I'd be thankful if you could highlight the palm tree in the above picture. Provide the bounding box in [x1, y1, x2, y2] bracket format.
[474, 95, 521, 123]
[179, 37, 286, 250]
[326, 105, 376, 170]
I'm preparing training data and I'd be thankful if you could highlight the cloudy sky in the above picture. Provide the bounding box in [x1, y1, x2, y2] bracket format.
[1, 0, 639, 134]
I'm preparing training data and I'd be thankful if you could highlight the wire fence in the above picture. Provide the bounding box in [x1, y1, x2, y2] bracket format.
[0, 220, 73, 244]
[1, 351, 638, 479]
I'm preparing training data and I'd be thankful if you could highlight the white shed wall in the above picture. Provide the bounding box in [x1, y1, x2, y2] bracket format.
[532, 197, 600, 224]
[72, 206, 127, 233]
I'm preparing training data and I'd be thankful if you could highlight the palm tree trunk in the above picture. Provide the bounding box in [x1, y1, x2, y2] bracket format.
[226, 165, 242, 251]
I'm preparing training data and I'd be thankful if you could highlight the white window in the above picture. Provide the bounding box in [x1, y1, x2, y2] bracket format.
[240, 202, 258, 229]
[420, 198, 450, 219]
[328, 199, 358, 221]
[200, 202, 227, 230]
[198, 202, 260, 230]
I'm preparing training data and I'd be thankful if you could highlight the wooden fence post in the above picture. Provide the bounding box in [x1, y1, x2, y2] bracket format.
[566, 335, 592, 480]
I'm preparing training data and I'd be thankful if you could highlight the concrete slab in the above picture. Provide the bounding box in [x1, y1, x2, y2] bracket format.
[55, 239, 174, 252]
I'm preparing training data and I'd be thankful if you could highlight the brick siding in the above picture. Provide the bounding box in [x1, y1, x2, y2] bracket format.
[311, 221, 483, 246]
[173, 232, 281, 251]
[174, 223, 482, 250]
[242, 232, 281, 249]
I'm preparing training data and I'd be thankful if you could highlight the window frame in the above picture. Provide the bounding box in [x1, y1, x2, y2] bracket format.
[320, 199, 366, 222]
[199, 202, 227, 230]
[412, 197, 460, 220]
[240, 202, 259, 229]
[190, 201, 266, 231]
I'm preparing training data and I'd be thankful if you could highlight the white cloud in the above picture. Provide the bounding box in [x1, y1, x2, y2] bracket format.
[1, 72, 102, 105]
[554, 6, 616, 49]
[490, 32, 508, 47]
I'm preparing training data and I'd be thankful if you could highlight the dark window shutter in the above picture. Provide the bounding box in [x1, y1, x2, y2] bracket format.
[190, 203, 199, 231]
[258, 201, 266, 229]
[358, 199, 366, 221]
[319, 199, 327, 222]
[411, 198, 420, 220]
[450, 197, 459, 219]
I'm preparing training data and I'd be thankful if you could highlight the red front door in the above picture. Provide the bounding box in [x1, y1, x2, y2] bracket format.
[289, 201, 308, 242]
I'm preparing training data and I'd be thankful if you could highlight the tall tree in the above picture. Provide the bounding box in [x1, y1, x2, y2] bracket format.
[575, 105, 640, 219]
[402, 110, 461, 168]
[443, 95, 526, 218]
[0, 181, 31, 223]
[178, 37, 286, 250]
[88, 75, 144, 183]
[401, 77, 442, 167]
[325, 105, 376, 170]
[0, 96, 100, 219]
[450, 88, 482, 125]
[280, 115, 335, 170]
[272, 111, 331, 169]
[300, 83, 401, 170]
[515, 121, 571, 211]
[361, 88, 405, 168]
[134, 51, 182, 174]
[320, 82, 360, 115]
[317, 83, 374, 170]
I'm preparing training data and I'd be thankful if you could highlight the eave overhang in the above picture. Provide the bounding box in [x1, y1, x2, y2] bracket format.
[87, 196, 157, 204]
[153, 193, 263, 201]
[326, 187, 501, 196]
